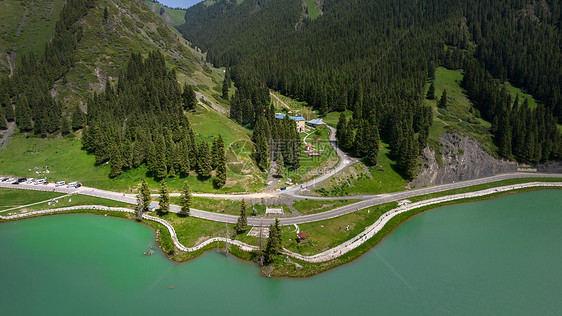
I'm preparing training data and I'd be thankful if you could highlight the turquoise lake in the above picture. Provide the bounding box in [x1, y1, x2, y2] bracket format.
[1, 190, 561, 315]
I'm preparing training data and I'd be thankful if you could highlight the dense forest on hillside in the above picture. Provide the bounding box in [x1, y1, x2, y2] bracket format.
[83, 51, 226, 185]
[0, 0, 96, 136]
[178, 0, 562, 171]
[0, 0, 227, 184]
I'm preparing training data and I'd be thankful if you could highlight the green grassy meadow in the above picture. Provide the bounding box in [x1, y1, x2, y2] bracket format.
[281, 202, 396, 255]
[0, 131, 262, 193]
[292, 199, 355, 215]
[315, 141, 408, 196]
[323, 110, 353, 127]
[303, 0, 320, 20]
[424, 67, 496, 155]
[0, 188, 63, 211]
[503, 81, 539, 109]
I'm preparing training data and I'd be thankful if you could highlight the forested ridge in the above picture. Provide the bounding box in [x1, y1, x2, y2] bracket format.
[178, 0, 562, 173]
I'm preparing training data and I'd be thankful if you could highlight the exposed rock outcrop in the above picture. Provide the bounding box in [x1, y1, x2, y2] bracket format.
[410, 132, 517, 187]
[536, 161, 562, 173]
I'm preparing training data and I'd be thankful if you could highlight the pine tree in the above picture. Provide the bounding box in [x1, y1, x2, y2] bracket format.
[222, 76, 230, 99]
[140, 180, 151, 212]
[438, 89, 447, 108]
[265, 218, 282, 264]
[214, 158, 227, 188]
[1, 94, 14, 122]
[363, 124, 380, 166]
[60, 116, 71, 136]
[426, 82, 435, 100]
[182, 84, 197, 110]
[274, 153, 284, 178]
[154, 134, 168, 179]
[15, 95, 32, 131]
[179, 139, 191, 177]
[180, 181, 191, 216]
[197, 140, 212, 178]
[109, 142, 122, 178]
[353, 120, 366, 157]
[136, 191, 144, 220]
[0, 107, 7, 130]
[159, 180, 169, 214]
[71, 106, 85, 130]
[211, 137, 220, 169]
[235, 200, 248, 234]
[336, 112, 348, 149]
[103, 7, 109, 21]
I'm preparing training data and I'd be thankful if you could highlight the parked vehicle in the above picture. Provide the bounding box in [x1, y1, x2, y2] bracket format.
[13, 178, 26, 184]
[67, 182, 78, 188]
[26, 178, 34, 184]
[280, 187, 287, 190]
[55, 181, 66, 187]
[34, 179, 46, 185]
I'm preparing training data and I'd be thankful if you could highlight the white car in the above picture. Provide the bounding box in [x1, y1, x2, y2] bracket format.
[67, 182, 78, 188]
[26, 178, 34, 184]
[34, 179, 46, 185]
[55, 181, 66, 187]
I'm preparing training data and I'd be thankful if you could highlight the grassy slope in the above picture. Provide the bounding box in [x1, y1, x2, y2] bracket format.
[0, 0, 64, 75]
[503, 81, 539, 109]
[142, 0, 186, 26]
[424, 67, 496, 155]
[323, 110, 352, 127]
[315, 141, 408, 196]
[303, 0, 320, 20]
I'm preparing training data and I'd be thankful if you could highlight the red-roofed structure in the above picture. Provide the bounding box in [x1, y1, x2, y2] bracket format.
[297, 232, 308, 243]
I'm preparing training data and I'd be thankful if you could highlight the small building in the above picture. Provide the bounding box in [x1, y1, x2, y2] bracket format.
[307, 118, 324, 127]
[275, 114, 306, 132]
[297, 232, 308, 243]
[265, 207, 284, 215]
[307, 152, 320, 157]
[305, 143, 313, 152]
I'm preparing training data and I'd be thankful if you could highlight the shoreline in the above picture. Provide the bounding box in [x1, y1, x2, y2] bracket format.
[1, 182, 561, 277]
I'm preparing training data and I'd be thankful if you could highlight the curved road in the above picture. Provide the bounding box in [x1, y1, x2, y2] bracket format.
[2, 172, 561, 226]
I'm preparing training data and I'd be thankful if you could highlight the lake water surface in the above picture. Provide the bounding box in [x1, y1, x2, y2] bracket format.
[1, 190, 561, 315]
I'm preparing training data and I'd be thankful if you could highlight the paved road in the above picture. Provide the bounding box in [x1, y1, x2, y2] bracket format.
[2, 172, 561, 226]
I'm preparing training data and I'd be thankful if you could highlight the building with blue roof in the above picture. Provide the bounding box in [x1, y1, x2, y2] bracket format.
[275, 114, 306, 132]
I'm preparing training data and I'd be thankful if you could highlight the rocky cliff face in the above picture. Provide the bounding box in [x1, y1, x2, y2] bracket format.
[410, 132, 517, 187]
[536, 161, 562, 173]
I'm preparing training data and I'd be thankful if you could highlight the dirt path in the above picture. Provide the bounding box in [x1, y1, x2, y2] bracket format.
[270, 91, 291, 110]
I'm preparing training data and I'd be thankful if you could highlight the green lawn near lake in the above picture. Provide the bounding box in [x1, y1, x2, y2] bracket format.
[0, 188, 64, 211]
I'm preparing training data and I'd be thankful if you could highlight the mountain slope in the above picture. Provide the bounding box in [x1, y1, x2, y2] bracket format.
[0, 0, 263, 192]
[0, 0, 65, 76]
[178, 0, 561, 174]
[53, 0, 223, 108]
